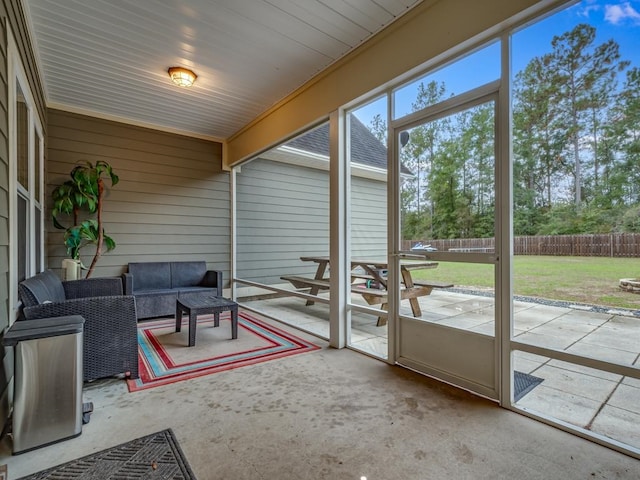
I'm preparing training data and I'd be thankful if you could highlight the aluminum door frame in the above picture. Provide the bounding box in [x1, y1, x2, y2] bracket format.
[390, 84, 502, 400]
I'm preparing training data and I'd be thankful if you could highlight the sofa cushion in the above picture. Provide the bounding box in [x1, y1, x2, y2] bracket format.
[171, 261, 206, 288]
[177, 287, 218, 296]
[134, 289, 178, 320]
[18, 270, 66, 307]
[128, 262, 171, 291]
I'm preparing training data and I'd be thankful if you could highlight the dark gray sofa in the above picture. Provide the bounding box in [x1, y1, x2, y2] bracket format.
[18, 270, 139, 382]
[122, 261, 222, 320]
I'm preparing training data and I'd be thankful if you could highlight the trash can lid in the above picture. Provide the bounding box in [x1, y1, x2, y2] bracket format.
[2, 315, 85, 346]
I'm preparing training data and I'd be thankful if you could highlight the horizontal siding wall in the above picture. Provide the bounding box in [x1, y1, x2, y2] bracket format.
[0, 5, 11, 334]
[236, 158, 329, 284]
[236, 158, 386, 285]
[46, 109, 230, 283]
[2, 0, 48, 434]
[351, 177, 386, 259]
[0, 1, 11, 430]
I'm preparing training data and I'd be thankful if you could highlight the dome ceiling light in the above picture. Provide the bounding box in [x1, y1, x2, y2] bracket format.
[168, 67, 197, 87]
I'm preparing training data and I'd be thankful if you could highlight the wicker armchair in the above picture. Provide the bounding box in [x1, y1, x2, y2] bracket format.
[18, 270, 139, 382]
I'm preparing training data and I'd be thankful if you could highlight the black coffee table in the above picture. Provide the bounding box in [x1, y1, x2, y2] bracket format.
[175, 295, 238, 347]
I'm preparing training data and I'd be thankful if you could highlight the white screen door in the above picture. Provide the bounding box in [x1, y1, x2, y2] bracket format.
[394, 91, 500, 399]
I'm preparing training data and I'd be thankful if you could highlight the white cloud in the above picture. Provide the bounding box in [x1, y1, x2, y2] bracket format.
[578, 0, 601, 17]
[604, 2, 640, 24]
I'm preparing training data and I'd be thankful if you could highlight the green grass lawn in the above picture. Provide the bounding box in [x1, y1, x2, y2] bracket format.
[411, 255, 640, 311]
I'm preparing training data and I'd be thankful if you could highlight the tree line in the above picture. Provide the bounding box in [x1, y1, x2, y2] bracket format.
[367, 23, 640, 240]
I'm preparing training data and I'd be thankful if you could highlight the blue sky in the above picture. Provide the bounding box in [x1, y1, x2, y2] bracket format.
[513, 0, 640, 72]
[354, 0, 640, 127]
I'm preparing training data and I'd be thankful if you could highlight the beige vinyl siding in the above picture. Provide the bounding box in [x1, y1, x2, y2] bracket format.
[236, 158, 329, 283]
[46, 109, 230, 283]
[3, 0, 46, 122]
[0, 8, 8, 426]
[1, 0, 47, 434]
[0, 7, 10, 429]
[236, 158, 386, 285]
[351, 179, 386, 259]
[0, 7, 10, 335]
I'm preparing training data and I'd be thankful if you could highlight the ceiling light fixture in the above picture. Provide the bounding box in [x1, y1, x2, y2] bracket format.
[168, 67, 197, 87]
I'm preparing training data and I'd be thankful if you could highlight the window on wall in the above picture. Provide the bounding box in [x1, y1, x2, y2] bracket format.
[33, 119, 44, 275]
[16, 83, 30, 283]
[10, 31, 44, 313]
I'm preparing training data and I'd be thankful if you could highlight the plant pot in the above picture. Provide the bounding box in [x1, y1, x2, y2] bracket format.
[62, 258, 82, 280]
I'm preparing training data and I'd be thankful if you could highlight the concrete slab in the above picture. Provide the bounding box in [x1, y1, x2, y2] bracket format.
[557, 310, 614, 326]
[532, 364, 618, 403]
[429, 299, 494, 316]
[590, 405, 640, 450]
[580, 325, 640, 354]
[547, 359, 623, 382]
[517, 303, 573, 318]
[527, 323, 591, 343]
[606, 384, 640, 415]
[622, 376, 640, 388]
[350, 336, 388, 359]
[468, 322, 496, 336]
[436, 312, 494, 330]
[514, 350, 550, 364]
[567, 342, 638, 365]
[516, 384, 602, 427]
[513, 306, 566, 330]
[543, 315, 606, 333]
[514, 330, 578, 350]
[513, 355, 547, 374]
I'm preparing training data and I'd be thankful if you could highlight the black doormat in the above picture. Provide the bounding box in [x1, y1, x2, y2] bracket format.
[514, 370, 544, 402]
[18, 429, 196, 480]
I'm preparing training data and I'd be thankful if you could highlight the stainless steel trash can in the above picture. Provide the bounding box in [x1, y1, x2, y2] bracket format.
[2, 315, 84, 454]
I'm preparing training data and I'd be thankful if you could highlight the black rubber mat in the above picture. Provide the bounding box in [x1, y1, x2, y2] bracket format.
[18, 429, 196, 480]
[514, 370, 544, 402]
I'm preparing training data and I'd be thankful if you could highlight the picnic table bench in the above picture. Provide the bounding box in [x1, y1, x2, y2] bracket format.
[281, 256, 453, 326]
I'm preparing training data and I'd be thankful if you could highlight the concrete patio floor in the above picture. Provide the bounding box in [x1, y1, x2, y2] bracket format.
[2, 312, 639, 479]
[241, 289, 640, 452]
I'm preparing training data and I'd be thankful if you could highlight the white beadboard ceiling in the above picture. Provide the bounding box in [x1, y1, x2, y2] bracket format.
[24, 0, 421, 140]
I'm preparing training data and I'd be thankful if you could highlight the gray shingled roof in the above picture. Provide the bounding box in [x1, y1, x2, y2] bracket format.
[286, 115, 411, 174]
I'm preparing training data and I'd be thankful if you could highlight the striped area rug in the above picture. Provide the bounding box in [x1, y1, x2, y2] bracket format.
[127, 310, 320, 392]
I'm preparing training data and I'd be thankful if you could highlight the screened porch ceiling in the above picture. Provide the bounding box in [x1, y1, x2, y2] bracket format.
[24, 0, 422, 141]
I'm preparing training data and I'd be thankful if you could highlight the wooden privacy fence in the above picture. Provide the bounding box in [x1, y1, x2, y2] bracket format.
[404, 233, 640, 258]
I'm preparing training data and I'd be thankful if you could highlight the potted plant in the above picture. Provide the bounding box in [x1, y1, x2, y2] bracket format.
[52, 160, 119, 278]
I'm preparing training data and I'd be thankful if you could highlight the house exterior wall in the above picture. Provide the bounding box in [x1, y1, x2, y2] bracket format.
[0, 0, 47, 434]
[46, 109, 231, 283]
[236, 158, 386, 285]
[351, 178, 386, 259]
[0, 3, 10, 434]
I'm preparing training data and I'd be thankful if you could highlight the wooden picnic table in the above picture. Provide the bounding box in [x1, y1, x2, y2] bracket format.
[281, 256, 452, 326]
